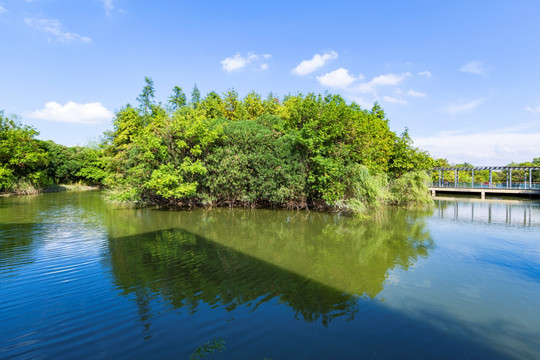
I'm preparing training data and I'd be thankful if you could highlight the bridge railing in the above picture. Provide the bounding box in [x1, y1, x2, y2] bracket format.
[430, 182, 540, 190]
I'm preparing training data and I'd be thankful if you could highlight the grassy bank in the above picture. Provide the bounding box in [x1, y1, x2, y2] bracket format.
[1, 181, 100, 196]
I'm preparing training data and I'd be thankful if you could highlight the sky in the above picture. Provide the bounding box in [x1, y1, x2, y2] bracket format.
[1, 0, 540, 165]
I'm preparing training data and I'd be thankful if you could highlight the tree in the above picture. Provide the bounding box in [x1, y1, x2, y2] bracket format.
[0, 111, 49, 190]
[222, 89, 247, 120]
[388, 128, 434, 177]
[112, 105, 145, 150]
[262, 92, 280, 115]
[169, 85, 187, 110]
[137, 76, 156, 115]
[41, 141, 81, 183]
[199, 91, 225, 119]
[191, 84, 201, 108]
[243, 91, 265, 119]
[370, 102, 387, 122]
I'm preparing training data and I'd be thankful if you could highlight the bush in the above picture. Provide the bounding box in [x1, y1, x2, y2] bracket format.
[0, 166, 15, 191]
[203, 119, 307, 207]
[389, 171, 433, 206]
[333, 165, 390, 215]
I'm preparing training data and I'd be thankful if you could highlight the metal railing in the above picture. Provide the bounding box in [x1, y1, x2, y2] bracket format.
[431, 182, 540, 190]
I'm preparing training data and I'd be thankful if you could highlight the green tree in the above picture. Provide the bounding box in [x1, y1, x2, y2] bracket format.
[203, 119, 307, 206]
[137, 76, 156, 115]
[112, 105, 145, 150]
[243, 91, 265, 119]
[191, 84, 201, 108]
[76, 146, 107, 185]
[222, 89, 247, 120]
[388, 128, 434, 177]
[0, 111, 49, 191]
[169, 85, 187, 110]
[41, 141, 81, 183]
[262, 92, 280, 115]
[199, 91, 225, 119]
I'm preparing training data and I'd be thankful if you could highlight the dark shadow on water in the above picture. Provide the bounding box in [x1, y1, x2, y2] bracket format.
[108, 227, 360, 326]
[0, 223, 44, 272]
[106, 226, 513, 359]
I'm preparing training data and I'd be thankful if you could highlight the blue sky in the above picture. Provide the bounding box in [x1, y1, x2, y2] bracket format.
[1, 0, 539, 165]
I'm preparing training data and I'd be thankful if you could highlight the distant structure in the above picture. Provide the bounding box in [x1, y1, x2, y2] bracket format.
[429, 166, 540, 199]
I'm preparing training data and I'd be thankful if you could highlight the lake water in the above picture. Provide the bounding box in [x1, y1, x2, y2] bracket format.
[1, 191, 539, 359]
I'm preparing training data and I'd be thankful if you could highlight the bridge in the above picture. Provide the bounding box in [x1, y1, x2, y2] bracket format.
[428, 166, 540, 199]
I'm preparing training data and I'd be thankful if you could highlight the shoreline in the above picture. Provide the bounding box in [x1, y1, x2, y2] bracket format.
[0, 184, 100, 197]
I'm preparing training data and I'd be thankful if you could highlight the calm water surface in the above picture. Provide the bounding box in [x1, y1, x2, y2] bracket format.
[1, 191, 539, 359]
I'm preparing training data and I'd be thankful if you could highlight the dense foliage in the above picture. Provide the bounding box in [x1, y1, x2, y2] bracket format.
[0, 110, 106, 193]
[22, 78, 540, 212]
[6, 79, 538, 212]
[0, 111, 48, 192]
[102, 78, 435, 212]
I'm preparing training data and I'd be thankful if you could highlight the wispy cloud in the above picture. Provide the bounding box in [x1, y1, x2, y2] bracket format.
[27, 101, 113, 124]
[383, 96, 407, 105]
[418, 70, 432, 77]
[25, 18, 92, 43]
[315, 69, 415, 107]
[311, 62, 429, 107]
[0, 4, 7, 14]
[355, 72, 411, 95]
[408, 90, 426, 97]
[442, 97, 488, 115]
[292, 51, 338, 76]
[221, 52, 271, 72]
[525, 105, 540, 113]
[460, 61, 491, 76]
[316, 68, 359, 89]
[414, 128, 540, 165]
[101, 0, 114, 15]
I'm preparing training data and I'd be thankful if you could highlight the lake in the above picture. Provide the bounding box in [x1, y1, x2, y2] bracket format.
[1, 191, 539, 359]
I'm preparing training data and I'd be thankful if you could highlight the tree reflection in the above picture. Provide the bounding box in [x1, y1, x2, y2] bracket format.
[0, 196, 44, 272]
[107, 207, 434, 326]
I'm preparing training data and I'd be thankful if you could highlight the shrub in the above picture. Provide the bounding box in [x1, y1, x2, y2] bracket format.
[203, 119, 307, 207]
[389, 171, 433, 206]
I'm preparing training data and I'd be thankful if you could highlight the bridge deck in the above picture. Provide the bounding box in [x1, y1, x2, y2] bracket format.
[428, 186, 540, 199]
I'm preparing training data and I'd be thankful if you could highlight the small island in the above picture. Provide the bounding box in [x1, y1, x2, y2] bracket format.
[2, 78, 438, 213]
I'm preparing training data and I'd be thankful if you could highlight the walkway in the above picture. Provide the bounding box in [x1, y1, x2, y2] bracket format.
[429, 166, 540, 199]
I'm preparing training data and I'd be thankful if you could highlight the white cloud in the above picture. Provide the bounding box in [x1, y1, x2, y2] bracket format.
[414, 129, 540, 165]
[0, 5, 7, 13]
[460, 61, 490, 76]
[371, 73, 410, 86]
[408, 90, 427, 97]
[355, 72, 411, 95]
[525, 105, 540, 113]
[442, 98, 488, 115]
[101, 0, 114, 15]
[316, 68, 358, 89]
[383, 96, 407, 105]
[221, 52, 271, 72]
[303, 66, 420, 108]
[25, 18, 92, 43]
[292, 51, 338, 76]
[27, 101, 113, 124]
[418, 71, 432, 77]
